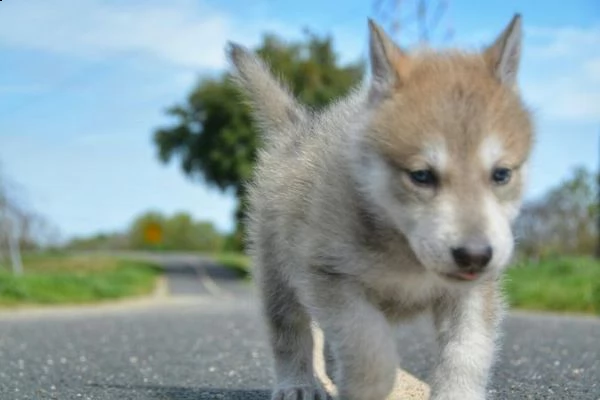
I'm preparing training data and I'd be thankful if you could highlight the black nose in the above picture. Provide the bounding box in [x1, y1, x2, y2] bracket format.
[452, 244, 493, 271]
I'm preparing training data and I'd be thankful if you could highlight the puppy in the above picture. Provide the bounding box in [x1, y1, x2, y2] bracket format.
[227, 14, 533, 400]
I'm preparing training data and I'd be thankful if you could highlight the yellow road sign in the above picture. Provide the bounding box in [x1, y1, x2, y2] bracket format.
[144, 222, 163, 244]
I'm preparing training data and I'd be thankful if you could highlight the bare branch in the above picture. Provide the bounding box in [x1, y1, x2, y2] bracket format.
[372, 0, 454, 45]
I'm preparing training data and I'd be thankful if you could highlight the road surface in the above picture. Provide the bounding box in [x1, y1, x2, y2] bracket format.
[0, 254, 598, 399]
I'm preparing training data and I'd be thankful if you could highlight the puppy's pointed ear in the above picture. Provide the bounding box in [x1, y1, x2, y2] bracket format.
[368, 19, 410, 100]
[484, 14, 522, 87]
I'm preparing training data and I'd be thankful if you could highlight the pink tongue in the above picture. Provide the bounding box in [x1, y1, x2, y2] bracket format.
[456, 272, 478, 280]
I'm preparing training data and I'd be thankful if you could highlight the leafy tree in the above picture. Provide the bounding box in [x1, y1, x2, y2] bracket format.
[153, 32, 364, 249]
[163, 212, 223, 252]
[515, 167, 599, 259]
[127, 211, 223, 252]
[128, 211, 167, 251]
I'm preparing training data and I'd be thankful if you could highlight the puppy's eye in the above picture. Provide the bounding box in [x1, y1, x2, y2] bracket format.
[408, 169, 437, 186]
[491, 167, 512, 185]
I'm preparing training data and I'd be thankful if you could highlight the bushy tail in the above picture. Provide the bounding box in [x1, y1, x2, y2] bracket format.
[226, 42, 308, 142]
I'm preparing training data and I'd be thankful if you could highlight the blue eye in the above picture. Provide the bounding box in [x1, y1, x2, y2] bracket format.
[492, 167, 512, 185]
[409, 169, 437, 186]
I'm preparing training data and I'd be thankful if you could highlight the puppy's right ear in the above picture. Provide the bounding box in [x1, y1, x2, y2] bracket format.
[368, 19, 410, 101]
[483, 14, 522, 88]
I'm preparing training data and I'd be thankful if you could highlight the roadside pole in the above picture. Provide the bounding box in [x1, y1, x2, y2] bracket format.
[0, 208, 23, 276]
[8, 220, 23, 276]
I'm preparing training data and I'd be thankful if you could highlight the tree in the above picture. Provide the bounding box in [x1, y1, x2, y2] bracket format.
[127, 211, 223, 252]
[163, 212, 223, 252]
[515, 167, 599, 259]
[153, 32, 364, 249]
[127, 211, 168, 251]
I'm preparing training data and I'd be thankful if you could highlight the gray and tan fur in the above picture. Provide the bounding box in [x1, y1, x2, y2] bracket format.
[226, 14, 533, 400]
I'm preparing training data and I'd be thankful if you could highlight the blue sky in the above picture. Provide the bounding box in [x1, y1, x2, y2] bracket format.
[0, 0, 598, 241]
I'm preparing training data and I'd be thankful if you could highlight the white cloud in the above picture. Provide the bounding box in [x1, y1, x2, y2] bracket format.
[524, 76, 600, 122]
[521, 25, 600, 123]
[0, 0, 293, 70]
[527, 26, 600, 59]
[583, 57, 600, 83]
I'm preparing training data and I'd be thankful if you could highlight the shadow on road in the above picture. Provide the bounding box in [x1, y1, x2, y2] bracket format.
[204, 262, 247, 281]
[89, 383, 270, 399]
[162, 263, 199, 276]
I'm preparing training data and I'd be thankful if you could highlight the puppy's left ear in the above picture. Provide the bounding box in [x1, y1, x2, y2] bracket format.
[484, 14, 522, 87]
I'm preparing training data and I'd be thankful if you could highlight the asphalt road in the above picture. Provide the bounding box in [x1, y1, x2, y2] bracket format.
[0, 255, 598, 400]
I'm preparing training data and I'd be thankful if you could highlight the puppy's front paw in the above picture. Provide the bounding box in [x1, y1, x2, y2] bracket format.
[271, 385, 331, 400]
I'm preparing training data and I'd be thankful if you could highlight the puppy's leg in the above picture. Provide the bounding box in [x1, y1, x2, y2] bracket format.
[259, 267, 329, 400]
[430, 281, 503, 400]
[306, 277, 398, 400]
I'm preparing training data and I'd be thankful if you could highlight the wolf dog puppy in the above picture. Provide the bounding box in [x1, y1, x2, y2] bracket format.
[226, 13, 533, 400]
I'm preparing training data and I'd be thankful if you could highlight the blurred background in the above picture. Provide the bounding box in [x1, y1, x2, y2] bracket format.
[0, 0, 598, 313]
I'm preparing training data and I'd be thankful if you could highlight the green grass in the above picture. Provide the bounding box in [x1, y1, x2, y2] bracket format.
[212, 252, 600, 315]
[214, 252, 251, 278]
[504, 256, 600, 315]
[0, 255, 161, 307]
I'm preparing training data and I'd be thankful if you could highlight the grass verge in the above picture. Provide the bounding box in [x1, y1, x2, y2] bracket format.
[503, 256, 600, 315]
[213, 252, 600, 315]
[0, 255, 161, 307]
